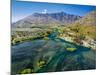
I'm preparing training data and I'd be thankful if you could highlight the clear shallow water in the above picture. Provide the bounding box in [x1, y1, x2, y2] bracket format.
[11, 30, 96, 74]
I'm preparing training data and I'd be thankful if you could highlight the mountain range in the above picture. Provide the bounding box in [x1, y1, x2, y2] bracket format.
[12, 11, 96, 28]
[12, 12, 82, 28]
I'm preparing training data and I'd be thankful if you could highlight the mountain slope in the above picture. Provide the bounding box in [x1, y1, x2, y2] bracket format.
[12, 12, 81, 28]
[74, 11, 96, 26]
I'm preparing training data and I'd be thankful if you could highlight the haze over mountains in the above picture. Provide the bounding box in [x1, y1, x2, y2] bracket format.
[12, 12, 82, 28]
[12, 11, 96, 28]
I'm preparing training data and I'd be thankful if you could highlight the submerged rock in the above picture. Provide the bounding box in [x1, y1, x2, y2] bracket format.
[66, 47, 77, 52]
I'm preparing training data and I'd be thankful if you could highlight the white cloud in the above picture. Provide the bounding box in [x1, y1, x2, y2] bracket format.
[42, 9, 47, 14]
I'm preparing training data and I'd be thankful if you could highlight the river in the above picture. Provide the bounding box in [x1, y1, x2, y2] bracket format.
[11, 29, 96, 74]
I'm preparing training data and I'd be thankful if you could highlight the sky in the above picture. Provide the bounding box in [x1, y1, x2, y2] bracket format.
[12, 0, 96, 23]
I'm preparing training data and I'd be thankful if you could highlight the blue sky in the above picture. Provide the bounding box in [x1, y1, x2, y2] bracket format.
[12, 0, 96, 23]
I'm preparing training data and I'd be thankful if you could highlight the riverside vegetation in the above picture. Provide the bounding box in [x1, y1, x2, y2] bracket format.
[12, 24, 96, 49]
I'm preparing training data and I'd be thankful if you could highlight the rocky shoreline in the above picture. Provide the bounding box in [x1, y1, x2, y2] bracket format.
[59, 36, 96, 50]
